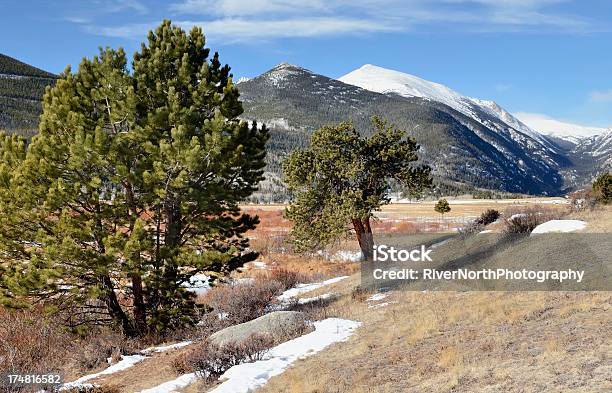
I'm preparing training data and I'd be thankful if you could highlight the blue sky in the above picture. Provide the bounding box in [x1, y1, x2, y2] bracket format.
[1, 0, 611, 127]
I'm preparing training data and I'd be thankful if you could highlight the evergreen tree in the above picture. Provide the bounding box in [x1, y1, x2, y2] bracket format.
[0, 21, 269, 336]
[283, 117, 431, 261]
[434, 198, 451, 216]
[592, 172, 611, 204]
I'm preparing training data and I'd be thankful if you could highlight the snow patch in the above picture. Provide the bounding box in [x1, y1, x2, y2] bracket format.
[141, 341, 193, 354]
[531, 220, 587, 235]
[209, 318, 361, 393]
[277, 276, 349, 302]
[297, 293, 333, 304]
[62, 355, 147, 389]
[332, 250, 362, 262]
[140, 373, 198, 393]
[182, 274, 210, 295]
[366, 293, 387, 302]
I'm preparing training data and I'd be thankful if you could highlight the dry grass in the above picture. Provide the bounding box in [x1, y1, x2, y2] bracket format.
[259, 289, 612, 393]
[242, 198, 571, 238]
[567, 204, 612, 232]
[46, 202, 610, 392]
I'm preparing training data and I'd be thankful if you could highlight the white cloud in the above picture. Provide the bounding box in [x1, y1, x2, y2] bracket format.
[79, 0, 598, 42]
[495, 84, 513, 92]
[89, 17, 401, 41]
[590, 89, 612, 103]
[169, 0, 329, 17]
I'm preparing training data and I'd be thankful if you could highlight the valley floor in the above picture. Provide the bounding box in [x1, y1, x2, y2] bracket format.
[62, 203, 611, 393]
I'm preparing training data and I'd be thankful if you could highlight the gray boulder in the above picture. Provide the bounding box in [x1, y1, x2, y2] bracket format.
[209, 311, 308, 347]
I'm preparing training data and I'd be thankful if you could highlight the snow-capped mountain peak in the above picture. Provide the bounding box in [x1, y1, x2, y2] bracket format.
[513, 112, 608, 143]
[339, 64, 550, 146]
[339, 64, 466, 112]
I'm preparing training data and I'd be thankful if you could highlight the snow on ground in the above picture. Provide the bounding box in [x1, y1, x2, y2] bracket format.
[367, 293, 387, 302]
[316, 249, 362, 262]
[332, 250, 362, 262]
[531, 220, 587, 235]
[182, 274, 210, 295]
[140, 372, 198, 393]
[297, 293, 333, 305]
[277, 276, 349, 302]
[369, 302, 391, 309]
[208, 318, 361, 393]
[141, 340, 193, 354]
[250, 261, 268, 269]
[478, 229, 493, 234]
[61, 355, 147, 390]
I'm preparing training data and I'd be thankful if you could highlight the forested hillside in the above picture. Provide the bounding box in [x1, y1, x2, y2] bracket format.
[0, 53, 57, 135]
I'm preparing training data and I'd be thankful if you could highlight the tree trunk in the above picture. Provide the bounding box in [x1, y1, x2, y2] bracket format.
[130, 272, 147, 335]
[163, 199, 182, 281]
[352, 217, 374, 261]
[100, 275, 135, 336]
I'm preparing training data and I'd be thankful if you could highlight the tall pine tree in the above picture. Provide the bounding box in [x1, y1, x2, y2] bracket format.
[0, 21, 269, 336]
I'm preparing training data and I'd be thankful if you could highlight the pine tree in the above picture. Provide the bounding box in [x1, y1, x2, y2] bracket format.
[283, 117, 431, 261]
[434, 198, 451, 216]
[0, 21, 269, 336]
[592, 172, 611, 204]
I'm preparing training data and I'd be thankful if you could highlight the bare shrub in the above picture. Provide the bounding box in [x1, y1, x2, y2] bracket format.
[185, 333, 275, 381]
[476, 209, 500, 226]
[205, 280, 284, 325]
[568, 189, 598, 212]
[0, 309, 73, 378]
[250, 233, 288, 256]
[503, 206, 562, 234]
[459, 209, 501, 237]
[351, 286, 372, 302]
[75, 328, 138, 371]
[267, 268, 300, 290]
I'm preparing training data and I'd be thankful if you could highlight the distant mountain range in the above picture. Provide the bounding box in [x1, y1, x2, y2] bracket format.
[238, 63, 609, 196]
[0, 53, 609, 196]
[0, 54, 57, 136]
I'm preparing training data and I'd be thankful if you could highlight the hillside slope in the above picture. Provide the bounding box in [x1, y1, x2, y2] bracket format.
[0, 53, 56, 134]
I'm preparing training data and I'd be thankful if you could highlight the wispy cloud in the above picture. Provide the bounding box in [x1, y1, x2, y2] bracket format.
[76, 0, 600, 42]
[590, 89, 612, 103]
[65, 0, 149, 25]
[495, 84, 513, 92]
[88, 17, 401, 41]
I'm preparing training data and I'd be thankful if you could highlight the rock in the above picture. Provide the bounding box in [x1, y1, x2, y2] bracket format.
[209, 311, 307, 347]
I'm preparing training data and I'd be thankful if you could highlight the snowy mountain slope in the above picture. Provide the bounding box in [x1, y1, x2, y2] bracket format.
[238, 63, 568, 195]
[339, 64, 569, 173]
[513, 112, 607, 143]
[573, 129, 612, 170]
[339, 64, 550, 146]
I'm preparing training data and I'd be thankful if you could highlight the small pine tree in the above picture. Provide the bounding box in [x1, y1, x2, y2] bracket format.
[283, 117, 432, 261]
[592, 172, 611, 204]
[434, 198, 451, 216]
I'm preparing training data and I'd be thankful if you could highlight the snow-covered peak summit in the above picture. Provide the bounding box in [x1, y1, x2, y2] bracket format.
[339, 64, 465, 111]
[339, 64, 548, 145]
[261, 63, 313, 86]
